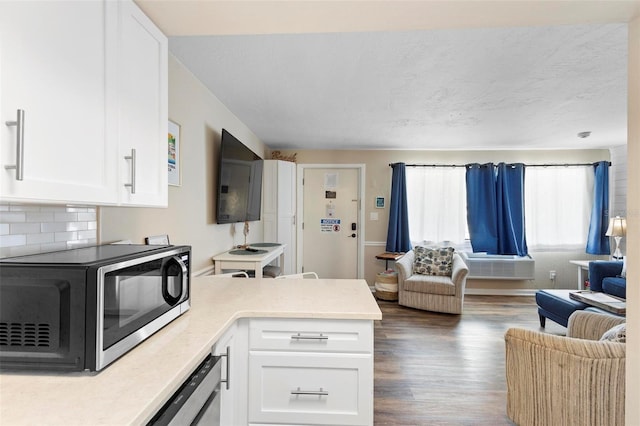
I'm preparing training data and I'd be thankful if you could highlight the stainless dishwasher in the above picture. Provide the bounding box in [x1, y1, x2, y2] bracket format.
[149, 354, 222, 425]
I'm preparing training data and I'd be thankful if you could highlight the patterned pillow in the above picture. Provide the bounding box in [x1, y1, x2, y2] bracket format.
[413, 246, 455, 276]
[600, 323, 626, 343]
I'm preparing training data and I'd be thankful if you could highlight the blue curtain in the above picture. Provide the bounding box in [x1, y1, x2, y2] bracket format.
[586, 161, 610, 254]
[466, 162, 528, 256]
[386, 163, 412, 253]
[466, 163, 498, 253]
[496, 163, 528, 256]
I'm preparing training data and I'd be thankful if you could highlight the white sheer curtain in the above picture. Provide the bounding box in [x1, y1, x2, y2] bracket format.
[524, 166, 594, 249]
[406, 166, 468, 244]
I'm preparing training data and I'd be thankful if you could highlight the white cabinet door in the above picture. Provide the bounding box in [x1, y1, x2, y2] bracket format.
[211, 320, 248, 426]
[117, 0, 168, 207]
[0, 1, 118, 205]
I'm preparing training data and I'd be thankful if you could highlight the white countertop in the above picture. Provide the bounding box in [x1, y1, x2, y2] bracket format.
[0, 277, 381, 425]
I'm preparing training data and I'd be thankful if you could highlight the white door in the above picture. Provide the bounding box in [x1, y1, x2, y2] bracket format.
[301, 167, 361, 279]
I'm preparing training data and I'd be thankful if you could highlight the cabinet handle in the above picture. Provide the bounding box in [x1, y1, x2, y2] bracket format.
[124, 148, 136, 194]
[291, 333, 328, 341]
[291, 387, 329, 396]
[220, 345, 230, 390]
[5, 109, 25, 181]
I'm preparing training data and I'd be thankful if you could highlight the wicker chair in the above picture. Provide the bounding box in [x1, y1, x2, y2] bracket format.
[505, 311, 626, 426]
[396, 250, 469, 314]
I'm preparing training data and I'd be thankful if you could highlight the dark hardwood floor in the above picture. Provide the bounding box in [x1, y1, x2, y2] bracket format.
[373, 295, 566, 425]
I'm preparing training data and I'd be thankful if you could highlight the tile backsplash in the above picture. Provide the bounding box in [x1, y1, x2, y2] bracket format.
[0, 203, 97, 258]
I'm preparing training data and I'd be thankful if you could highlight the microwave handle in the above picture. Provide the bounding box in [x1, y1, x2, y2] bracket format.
[162, 255, 188, 306]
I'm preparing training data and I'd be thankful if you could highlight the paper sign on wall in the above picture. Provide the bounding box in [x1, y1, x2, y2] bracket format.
[321, 218, 341, 232]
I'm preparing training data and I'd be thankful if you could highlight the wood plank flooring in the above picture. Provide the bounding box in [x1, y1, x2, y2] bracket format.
[373, 295, 566, 425]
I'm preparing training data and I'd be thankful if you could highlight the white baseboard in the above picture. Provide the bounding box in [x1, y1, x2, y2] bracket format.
[464, 288, 538, 296]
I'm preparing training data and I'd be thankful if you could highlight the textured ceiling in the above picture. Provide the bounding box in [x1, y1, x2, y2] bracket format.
[137, 1, 634, 151]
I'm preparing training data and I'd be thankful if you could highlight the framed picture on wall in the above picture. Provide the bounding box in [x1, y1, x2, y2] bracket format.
[168, 120, 181, 186]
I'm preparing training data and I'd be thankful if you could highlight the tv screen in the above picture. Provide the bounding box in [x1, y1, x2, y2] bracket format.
[216, 129, 264, 224]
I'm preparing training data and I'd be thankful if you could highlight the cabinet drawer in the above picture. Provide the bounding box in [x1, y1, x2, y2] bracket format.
[249, 318, 372, 353]
[248, 352, 373, 425]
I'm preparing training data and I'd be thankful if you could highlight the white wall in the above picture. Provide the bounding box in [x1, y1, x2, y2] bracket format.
[99, 55, 267, 274]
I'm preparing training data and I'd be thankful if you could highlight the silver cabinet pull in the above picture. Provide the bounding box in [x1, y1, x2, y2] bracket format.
[220, 345, 230, 390]
[5, 109, 25, 180]
[291, 333, 328, 341]
[124, 148, 136, 193]
[291, 387, 329, 396]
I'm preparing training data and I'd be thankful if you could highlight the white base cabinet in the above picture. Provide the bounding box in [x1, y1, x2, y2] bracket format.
[247, 318, 374, 426]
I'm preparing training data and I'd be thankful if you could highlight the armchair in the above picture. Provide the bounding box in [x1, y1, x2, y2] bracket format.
[505, 311, 626, 426]
[396, 250, 469, 314]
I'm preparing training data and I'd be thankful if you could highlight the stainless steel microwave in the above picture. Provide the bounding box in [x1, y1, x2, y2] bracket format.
[0, 244, 191, 372]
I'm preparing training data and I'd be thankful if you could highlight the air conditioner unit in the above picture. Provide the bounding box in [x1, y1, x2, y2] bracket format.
[460, 252, 535, 280]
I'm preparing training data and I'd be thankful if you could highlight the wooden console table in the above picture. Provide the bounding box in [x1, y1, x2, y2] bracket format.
[212, 244, 285, 278]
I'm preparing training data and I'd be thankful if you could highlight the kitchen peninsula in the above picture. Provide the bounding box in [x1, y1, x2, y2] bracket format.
[0, 277, 381, 425]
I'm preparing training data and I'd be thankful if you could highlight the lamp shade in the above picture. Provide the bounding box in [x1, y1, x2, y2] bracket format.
[605, 216, 627, 237]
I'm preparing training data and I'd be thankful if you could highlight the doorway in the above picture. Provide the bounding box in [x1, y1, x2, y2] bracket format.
[296, 164, 365, 279]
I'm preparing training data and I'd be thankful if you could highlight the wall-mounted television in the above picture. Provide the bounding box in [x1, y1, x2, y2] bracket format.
[216, 129, 264, 224]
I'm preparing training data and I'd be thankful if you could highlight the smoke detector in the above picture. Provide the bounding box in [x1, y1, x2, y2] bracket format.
[577, 131, 591, 138]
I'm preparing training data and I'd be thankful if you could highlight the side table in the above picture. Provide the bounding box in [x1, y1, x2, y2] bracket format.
[569, 260, 590, 290]
[375, 252, 404, 270]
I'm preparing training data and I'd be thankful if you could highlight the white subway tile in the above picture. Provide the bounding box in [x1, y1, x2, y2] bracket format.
[66, 222, 88, 231]
[10, 223, 41, 234]
[87, 222, 97, 230]
[27, 233, 55, 244]
[0, 234, 27, 247]
[77, 212, 96, 221]
[67, 239, 95, 249]
[0, 224, 9, 235]
[40, 206, 67, 212]
[41, 222, 67, 233]
[25, 212, 54, 222]
[0, 204, 9, 212]
[8, 204, 42, 212]
[78, 230, 97, 240]
[54, 212, 77, 222]
[0, 212, 26, 223]
[55, 231, 78, 242]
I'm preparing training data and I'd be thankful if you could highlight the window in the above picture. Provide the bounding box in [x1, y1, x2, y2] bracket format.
[406, 166, 467, 244]
[405, 164, 594, 250]
[524, 166, 594, 249]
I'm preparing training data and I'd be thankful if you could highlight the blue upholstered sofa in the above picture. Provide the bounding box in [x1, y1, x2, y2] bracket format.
[536, 260, 626, 327]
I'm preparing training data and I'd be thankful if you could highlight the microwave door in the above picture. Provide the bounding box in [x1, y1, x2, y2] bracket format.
[97, 254, 188, 370]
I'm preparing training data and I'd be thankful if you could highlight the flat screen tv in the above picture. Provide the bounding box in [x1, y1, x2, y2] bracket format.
[216, 129, 264, 224]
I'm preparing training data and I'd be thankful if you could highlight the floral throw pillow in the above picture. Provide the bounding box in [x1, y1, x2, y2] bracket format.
[600, 323, 626, 343]
[413, 246, 455, 276]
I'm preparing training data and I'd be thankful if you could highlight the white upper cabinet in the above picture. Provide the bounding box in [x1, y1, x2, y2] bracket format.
[0, 0, 167, 207]
[117, 0, 168, 207]
[0, 1, 119, 205]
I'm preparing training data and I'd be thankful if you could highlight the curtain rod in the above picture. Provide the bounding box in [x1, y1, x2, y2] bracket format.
[388, 162, 611, 168]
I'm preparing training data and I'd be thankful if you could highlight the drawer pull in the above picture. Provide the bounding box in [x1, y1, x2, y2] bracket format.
[291, 333, 328, 341]
[291, 387, 329, 396]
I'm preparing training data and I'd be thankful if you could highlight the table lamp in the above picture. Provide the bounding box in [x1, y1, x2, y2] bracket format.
[605, 216, 627, 260]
